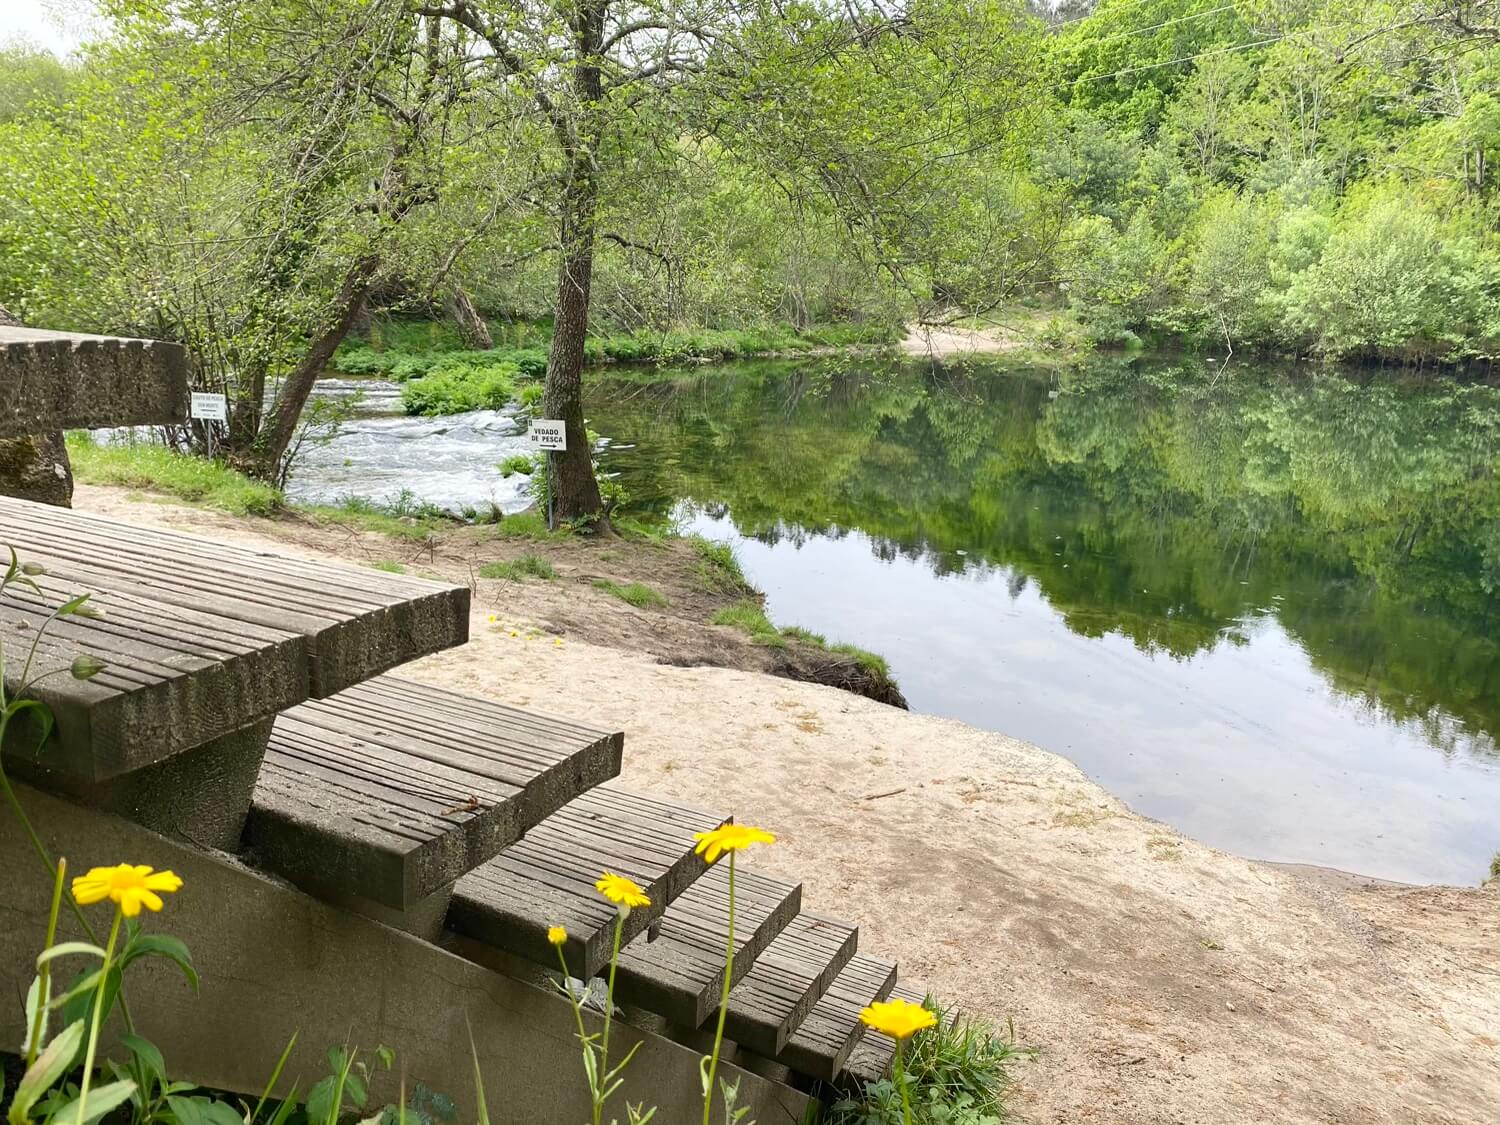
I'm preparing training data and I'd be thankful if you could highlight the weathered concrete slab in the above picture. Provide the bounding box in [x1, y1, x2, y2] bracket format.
[247, 676, 623, 908]
[0, 782, 812, 1125]
[450, 786, 726, 980]
[614, 863, 802, 1026]
[0, 325, 189, 437]
[0, 568, 306, 780]
[0, 495, 470, 697]
[10, 719, 274, 851]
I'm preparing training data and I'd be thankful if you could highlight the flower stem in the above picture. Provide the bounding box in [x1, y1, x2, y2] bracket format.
[701, 854, 737, 1125]
[595, 911, 625, 1125]
[554, 945, 590, 1051]
[895, 1039, 913, 1125]
[26, 856, 66, 1067]
[74, 906, 123, 1125]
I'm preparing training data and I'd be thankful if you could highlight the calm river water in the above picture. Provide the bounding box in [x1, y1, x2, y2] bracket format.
[295, 357, 1500, 885]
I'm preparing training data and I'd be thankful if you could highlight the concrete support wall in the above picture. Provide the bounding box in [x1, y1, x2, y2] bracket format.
[0, 782, 812, 1125]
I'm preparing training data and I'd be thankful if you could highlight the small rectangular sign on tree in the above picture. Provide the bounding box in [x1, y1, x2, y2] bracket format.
[190, 392, 228, 422]
[527, 420, 567, 451]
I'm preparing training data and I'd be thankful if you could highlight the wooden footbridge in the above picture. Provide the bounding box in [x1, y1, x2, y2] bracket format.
[0, 326, 927, 1118]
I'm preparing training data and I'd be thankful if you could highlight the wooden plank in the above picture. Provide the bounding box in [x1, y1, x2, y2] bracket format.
[721, 914, 858, 1057]
[0, 326, 188, 436]
[613, 865, 803, 1026]
[0, 570, 305, 780]
[0, 496, 469, 694]
[840, 984, 954, 1087]
[775, 954, 897, 1082]
[449, 786, 727, 979]
[245, 676, 622, 907]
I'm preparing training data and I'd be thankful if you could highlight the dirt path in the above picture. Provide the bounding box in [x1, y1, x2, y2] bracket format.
[70, 487, 1500, 1124]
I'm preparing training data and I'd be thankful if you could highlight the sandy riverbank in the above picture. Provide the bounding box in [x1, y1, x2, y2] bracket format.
[70, 486, 1500, 1124]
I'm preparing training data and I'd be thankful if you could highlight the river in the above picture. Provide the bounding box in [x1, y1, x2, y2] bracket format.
[292, 355, 1500, 886]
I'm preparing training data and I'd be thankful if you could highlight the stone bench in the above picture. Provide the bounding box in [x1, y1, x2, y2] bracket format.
[0, 321, 188, 506]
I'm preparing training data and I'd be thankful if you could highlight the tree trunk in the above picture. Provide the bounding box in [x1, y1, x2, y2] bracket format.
[544, 191, 606, 524]
[243, 254, 380, 482]
[447, 284, 493, 349]
[543, 0, 607, 526]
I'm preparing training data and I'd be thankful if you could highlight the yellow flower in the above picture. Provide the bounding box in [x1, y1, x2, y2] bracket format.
[548, 925, 567, 946]
[693, 824, 776, 864]
[595, 871, 650, 910]
[72, 864, 183, 918]
[553, 638, 563, 647]
[859, 997, 937, 1041]
[509, 630, 519, 637]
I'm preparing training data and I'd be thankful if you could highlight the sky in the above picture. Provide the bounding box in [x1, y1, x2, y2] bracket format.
[0, 1, 99, 56]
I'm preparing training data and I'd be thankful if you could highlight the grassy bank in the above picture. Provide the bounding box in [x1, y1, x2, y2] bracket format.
[332, 318, 901, 416]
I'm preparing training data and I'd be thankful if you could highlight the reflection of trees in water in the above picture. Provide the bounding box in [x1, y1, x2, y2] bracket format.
[589, 358, 1500, 752]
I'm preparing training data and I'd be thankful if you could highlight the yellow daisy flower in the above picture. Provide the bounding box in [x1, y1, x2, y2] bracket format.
[595, 871, 651, 910]
[548, 925, 567, 946]
[693, 824, 776, 864]
[859, 997, 937, 1041]
[72, 864, 183, 917]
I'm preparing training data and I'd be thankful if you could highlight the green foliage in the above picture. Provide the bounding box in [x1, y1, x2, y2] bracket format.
[65, 436, 283, 516]
[690, 537, 754, 594]
[593, 579, 668, 608]
[304, 494, 452, 541]
[711, 601, 787, 647]
[478, 554, 557, 581]
[498, 454, 537, 478]
[826, 1004, 1031, 1125]
[400, 363, 519, 416]
[371, 560, 406, 573]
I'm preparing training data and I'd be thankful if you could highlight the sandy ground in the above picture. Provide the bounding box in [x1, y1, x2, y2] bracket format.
[900, 321, 1025, 358]
[66, 487, 1500, 1124]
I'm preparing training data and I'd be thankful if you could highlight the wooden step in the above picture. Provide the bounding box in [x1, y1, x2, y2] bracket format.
[245, 676, 622, 909]
[448, 786, 727, 979]
[775, 953, 897, 1082]
[721, 913, 858, 1057]
[841, 984, 951, 1087]
[613, 865, 802, 1026]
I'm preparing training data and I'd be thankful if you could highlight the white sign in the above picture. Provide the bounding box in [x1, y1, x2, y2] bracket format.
[527, 419, 567, 451]
[190, 392, 228, 422]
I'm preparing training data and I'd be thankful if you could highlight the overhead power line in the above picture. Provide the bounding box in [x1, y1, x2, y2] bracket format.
[1051, 33, 1288, 88]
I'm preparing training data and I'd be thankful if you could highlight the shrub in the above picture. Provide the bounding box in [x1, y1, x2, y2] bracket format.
[400, 362, 518, 415]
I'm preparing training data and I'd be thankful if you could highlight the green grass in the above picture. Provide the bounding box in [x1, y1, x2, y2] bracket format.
[302, 493, 453, 541]
[690, 536, 754, 595]
[826, 1001, 1032, 1125]
[66, 435, 283, 516]
[479, 554, 557, 581]
[370, 560, 406, 573]
[828, 641, 892, 678]
[477, 511, 559, 540]
[713, 600, 892, 674]
[711, 600, 787, 647]
[593, 579, 668, 608]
